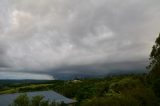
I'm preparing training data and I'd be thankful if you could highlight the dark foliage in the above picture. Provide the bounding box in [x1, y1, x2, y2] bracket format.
[148, 33, 160, 80]
[9, 94, 66, 106]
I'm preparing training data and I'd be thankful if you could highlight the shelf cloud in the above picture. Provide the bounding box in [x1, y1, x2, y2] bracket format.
[0, 0, 160, 79]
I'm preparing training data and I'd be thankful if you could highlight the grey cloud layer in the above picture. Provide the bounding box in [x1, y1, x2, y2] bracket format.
[0, 0, 160, 79]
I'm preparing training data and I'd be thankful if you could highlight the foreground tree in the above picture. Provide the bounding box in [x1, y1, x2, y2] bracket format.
[9, 94, 29, 106]
[148, 33, 160, 97]
[148, 33, 160, 80]
[9, 94, 66, 106]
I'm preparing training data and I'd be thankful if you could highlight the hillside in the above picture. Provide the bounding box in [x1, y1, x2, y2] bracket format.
[0, 74, 160, 106]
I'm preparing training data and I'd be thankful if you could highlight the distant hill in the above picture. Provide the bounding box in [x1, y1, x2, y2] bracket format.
[0, 79, 54, 84]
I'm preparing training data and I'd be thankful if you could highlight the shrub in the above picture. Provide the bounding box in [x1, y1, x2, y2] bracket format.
[10, 94, 66, 106]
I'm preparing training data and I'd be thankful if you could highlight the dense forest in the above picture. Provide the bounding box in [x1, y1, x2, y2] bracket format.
[1, 34, 160, 106]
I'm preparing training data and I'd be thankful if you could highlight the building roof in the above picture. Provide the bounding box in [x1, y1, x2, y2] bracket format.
[0, 91, 76, 106]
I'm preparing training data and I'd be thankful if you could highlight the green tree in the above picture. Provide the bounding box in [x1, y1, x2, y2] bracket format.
[147, 33, 160, 99]
[11, 94, 30, 106]
[148, 33, 160, 80]
[31, 95, 44, 106]
[152, 79, 160, 97]
[10, 94, 66, 106]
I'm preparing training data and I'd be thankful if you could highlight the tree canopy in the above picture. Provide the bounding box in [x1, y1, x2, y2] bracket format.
[148, 33, 160, 80]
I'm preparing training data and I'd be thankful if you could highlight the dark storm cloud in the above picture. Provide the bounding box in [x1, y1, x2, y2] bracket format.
[0, 0, 160, 79]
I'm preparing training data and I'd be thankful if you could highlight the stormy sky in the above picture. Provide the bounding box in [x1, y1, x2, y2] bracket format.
[0, 0, 160, 80]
